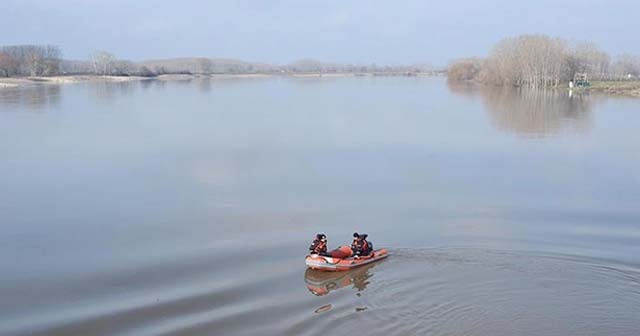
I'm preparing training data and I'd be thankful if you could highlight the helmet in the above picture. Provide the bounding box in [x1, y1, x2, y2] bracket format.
[317, 233, 326, 240]
[360, 234, 368, 239]
[353, 232, 360, 238]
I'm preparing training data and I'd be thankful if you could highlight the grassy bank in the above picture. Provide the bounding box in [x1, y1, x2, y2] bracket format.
[586, 81, 640, 97]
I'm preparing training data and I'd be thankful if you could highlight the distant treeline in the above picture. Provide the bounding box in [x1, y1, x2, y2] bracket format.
[0, 45, 439, 78]
[0, 45, 62, 77]
[448, 34, 640, 88]
[74, 54, 439, 77]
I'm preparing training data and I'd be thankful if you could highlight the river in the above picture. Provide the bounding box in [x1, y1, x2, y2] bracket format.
[1, 77, 639, 335]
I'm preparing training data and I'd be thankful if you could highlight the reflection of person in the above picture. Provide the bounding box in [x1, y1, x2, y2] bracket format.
[351, 270, 371, 291]
[309, 233, 328, 256]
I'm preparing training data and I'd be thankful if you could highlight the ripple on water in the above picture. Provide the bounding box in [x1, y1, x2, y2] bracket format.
[296, 248, 640, 336]
[5, 248, 640, 336]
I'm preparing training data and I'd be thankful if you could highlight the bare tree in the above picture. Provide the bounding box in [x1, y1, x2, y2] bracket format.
[488, 35, 569, 88]
[448, 35, 615, 88]
[0, 45, 61, 76]
[0, 52, 18, 77]
[25, 46, 43, 76]
[612, 54, 640, 79]
[137, 66, 156, 77]
[111, 59, 136, 76]
[91, 51, 116, 76]
[198, 58, 213, 74]
[447, 58, 481, 81]
[60, 59, 93, 75]
[42, 45, 62, 75]
[567, 42, 610, 80]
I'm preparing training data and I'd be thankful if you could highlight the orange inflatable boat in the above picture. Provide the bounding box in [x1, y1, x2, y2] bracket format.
[305, 245, 389, 271]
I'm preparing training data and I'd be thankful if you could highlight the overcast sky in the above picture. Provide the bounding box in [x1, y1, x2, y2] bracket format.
[1, 0, 638, 66]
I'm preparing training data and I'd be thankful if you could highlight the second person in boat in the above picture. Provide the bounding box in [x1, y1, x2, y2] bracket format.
[351, 232, 373, 258]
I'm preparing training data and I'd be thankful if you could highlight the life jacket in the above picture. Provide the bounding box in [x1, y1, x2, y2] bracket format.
[352, 239, 368, 256]
[361, 240, 371, 255]
[317, 240, 327, 253]
[351, 238, 359, 251]
[310, 239, 327, 254]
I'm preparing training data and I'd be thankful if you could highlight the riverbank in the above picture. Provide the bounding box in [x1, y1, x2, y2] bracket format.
[448, 79, 640, 98]
[585, 80, 640, 97]
[0, 75, 153, 88]
[0, 72, 437, 89]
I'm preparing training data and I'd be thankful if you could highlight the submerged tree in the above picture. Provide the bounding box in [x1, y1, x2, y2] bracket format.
[481, 35, 569, 88]
[446, 34, 633, 87]
[447, 58, 481, 82]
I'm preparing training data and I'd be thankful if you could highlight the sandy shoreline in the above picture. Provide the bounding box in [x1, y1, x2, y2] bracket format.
[0, 72, 438, 89]
[0, 73, 347, 88]
[0, 75, 153, 88]
[3, 75, 638, 98]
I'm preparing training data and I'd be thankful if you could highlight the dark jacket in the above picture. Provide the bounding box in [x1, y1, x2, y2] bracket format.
[351, 238, 359, 253]
[309, 239, 327, 255]
[352, 238, 372, 256]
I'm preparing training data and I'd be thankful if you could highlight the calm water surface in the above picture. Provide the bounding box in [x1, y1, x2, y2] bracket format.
[1, 77, 639, 335]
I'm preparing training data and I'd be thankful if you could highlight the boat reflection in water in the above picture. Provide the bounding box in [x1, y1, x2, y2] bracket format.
[304, 262, 380, 296]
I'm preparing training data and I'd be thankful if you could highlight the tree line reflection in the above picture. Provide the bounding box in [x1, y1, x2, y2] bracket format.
[448, 82, 593, 136]
[0, 77, 272, 112]
[0, 85, 62, 112]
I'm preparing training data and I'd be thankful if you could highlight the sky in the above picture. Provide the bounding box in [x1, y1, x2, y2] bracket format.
[1, 0, 639, 66]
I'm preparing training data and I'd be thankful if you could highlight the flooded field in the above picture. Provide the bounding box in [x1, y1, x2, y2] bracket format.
[1, 77, 639, 335]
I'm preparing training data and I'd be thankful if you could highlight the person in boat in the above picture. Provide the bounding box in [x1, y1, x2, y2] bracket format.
[351, 232, 360, 253]
[309, 233, 328, 256]
[351, 232, 373, 257]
